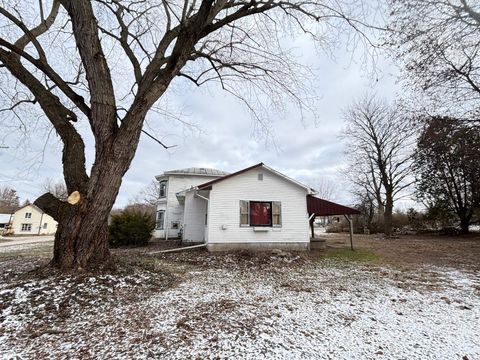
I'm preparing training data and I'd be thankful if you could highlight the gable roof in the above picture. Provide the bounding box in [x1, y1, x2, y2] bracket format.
[197, 163, 314, 193]
[307, 195, 360, 216]
[14, 203, 43, 214]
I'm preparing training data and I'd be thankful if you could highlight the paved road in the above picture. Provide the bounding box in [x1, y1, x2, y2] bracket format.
[0, 236, 54, 247]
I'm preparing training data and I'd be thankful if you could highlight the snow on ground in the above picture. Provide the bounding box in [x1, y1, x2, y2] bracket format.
[1, 253, 479, 360]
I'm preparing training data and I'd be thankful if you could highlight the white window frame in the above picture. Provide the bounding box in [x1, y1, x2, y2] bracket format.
[43, 223, 48, 229]
[25, 212, 32, 219]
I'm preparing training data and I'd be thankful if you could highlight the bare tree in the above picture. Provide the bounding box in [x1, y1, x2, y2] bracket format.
[313, 177, 338, 201]
[43, 178, 68, 201]
[388, 0, 480, 123]
[0, 185, 19, 213]
[342, 95, 415, 236]
[0, 0, 378, 270]
[138, 180, 160, 206]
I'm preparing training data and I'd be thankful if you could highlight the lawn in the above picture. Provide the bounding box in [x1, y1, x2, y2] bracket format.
[0, 234, 479, 359]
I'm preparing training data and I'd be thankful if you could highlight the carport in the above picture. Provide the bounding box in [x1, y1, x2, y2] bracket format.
[307, 195, 361, 250]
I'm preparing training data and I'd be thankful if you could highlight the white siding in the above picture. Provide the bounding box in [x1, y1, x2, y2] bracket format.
[207, 168, 310, 244]
[11, 205, 57, 235]
[154, 175, 219, 238]
[183, 191, 208, 243]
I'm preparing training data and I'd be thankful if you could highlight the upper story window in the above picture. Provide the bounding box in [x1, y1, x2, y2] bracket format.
[25, 212, 32, 219]
[159, 180, 168, 198]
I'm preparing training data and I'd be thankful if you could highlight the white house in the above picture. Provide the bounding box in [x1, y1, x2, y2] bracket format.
[11, 204, 57, 236]
[154, 167, 229, 239]
[155, 163, 360, 250]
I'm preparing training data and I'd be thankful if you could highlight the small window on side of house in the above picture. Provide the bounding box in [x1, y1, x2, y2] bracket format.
[43, 223, 48, 229]
[156, 210, 165, 230]
[25, 212, 32, 219]
[159, 180, 167, 198]
[258, 173, 263, 181]
[21, 223, 32, 232]
[272, 202, 282, 227]
[239, 200, 249, 226]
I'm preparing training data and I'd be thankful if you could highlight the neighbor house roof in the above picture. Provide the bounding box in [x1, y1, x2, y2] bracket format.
[14, 203, 44, 214]
[307, 195, 360, 216]
[0, 214, 12, 224]
[156, 167, 229, 179]
[197, 163, 315, 193]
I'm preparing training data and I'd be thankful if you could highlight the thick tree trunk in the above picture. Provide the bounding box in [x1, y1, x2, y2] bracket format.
[35, 117, 145, 270]
[51, 203, 111, 270]
[459, 216, 470, 234]
[384, 195, 393, 236]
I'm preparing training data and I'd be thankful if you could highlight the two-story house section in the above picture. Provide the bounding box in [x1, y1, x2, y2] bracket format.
[154, 167, 228, 239]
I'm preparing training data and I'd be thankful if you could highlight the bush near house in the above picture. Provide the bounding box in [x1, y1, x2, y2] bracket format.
[109, 210, 155, 247]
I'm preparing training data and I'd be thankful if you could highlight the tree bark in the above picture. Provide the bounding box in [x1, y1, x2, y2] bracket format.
[459, 215, 470, 234]
[35, 168, 125, 270]
[34, 110, 147, 270]
[384, 194, 393, 236]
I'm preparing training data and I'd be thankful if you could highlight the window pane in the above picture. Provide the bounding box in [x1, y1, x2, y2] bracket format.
[250, 202, 271, 226]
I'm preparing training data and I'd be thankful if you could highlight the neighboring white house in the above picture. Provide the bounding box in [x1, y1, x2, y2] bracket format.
[154, 167, 229, 239]
[155, 163, 360, 251]
[11, 204, 57, 236]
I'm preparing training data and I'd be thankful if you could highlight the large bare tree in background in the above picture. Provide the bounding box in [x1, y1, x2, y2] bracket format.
[0, 0, 377, 270]
[313, 177, 338, 202]
[342, 96, 415, 236]
[0, 186, 19, 213]
[388, 0, 480, 122]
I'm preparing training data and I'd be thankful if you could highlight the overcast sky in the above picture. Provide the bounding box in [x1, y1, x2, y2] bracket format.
[0, 30, 405, 209]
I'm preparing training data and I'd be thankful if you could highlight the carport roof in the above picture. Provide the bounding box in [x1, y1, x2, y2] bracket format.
[307, 195, 360, 216]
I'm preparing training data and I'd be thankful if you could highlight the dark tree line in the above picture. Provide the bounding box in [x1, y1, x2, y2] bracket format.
[415, 117, 480, 234]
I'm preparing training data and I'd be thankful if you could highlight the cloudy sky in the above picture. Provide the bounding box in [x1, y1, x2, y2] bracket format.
[0, 22, 404, 209]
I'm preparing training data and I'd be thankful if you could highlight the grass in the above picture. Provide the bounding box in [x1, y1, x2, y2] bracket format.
[0, 242, 53, 258]
[324, 247, 379, 263]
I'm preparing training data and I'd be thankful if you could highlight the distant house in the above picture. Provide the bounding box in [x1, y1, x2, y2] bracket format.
[11, 204, 57, 236]
[155, 163, 359, 250]
[0, 213, 13, 234]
